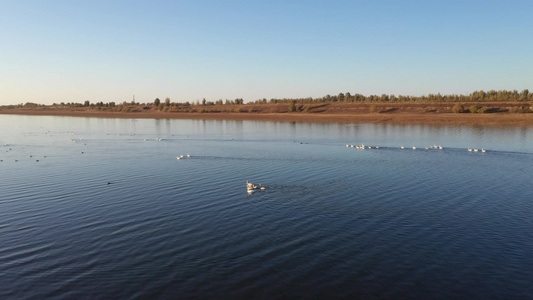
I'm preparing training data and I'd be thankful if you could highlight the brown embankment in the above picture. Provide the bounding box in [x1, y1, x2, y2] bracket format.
[2, 102, 533, 126]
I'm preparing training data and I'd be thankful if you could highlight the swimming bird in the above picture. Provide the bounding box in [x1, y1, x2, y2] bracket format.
[468, 148, 473, 152]
[481, 149, 486, 153]
[474, 149, 479, 152]
[177, 156, 181, 160]
[401, 146, 405, 150]
[412, 146, 416, 150]
[187, 154, 190, 158]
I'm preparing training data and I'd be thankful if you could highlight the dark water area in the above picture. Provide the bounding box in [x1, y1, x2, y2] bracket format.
[1, 115, 532, 299]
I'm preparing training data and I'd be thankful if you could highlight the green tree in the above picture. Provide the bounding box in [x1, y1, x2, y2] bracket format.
[154, 98, 160, 106]
[520, 89, 529, 101]
[165, 97, 171, 106]
[289, 100, 296, 112]
[84, 100, 90, 107]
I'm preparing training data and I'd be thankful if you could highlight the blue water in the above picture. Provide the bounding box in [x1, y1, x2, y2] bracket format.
[1, 115, 532, 299]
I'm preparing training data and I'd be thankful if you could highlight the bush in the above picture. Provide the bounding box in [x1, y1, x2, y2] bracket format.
[510, 106, 531, 113]
[369, 105, 377, 113]
[470, 105, 479, 113]
[478, 107, 488, 114]
[452, 103, 465, 113]
[289, 101, 296, 112]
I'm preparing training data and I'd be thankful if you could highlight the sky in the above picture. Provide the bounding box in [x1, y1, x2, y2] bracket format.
[1, 0, 532, 105]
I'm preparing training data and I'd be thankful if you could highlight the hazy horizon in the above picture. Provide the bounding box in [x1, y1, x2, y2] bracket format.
[1, 0, 532, 105]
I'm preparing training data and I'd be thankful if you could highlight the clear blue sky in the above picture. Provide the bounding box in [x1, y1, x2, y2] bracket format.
[1, 0, 532, 105]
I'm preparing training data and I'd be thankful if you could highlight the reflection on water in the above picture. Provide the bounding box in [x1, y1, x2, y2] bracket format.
[0, 115, 532, 299]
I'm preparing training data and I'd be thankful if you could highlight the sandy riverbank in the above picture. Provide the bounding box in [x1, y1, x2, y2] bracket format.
[2, 105, 533, 127]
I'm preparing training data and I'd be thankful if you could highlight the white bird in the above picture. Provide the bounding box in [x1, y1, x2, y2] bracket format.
[468, 148, 473, 152]
[401, 146, 405, 150]
[177, 156, 181, 160]
[481, 149, 486, 153]
[474, 149, 479, 152]
[187, 154, 190, 158]
[412, 146, 416, 150]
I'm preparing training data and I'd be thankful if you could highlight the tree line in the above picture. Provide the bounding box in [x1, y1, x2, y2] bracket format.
[254, 89, 531, 105]
[4, 89, 531, 109]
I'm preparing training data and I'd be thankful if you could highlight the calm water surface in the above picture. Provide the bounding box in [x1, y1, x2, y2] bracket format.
[1, 115, 532, 299]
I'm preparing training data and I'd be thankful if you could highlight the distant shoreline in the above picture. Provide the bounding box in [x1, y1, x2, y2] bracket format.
[2, 103, 533, 127]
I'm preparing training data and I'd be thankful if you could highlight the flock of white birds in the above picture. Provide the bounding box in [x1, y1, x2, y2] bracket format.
[346, 144, 487, 153]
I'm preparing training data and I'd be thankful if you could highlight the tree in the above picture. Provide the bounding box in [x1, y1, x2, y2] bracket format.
[165, 97, 171, 106]
[154, 98, 160, 106]
[84, 100, 90, 107]
[202, 98, 206, 105]
[289, 100, 296, 112]
[520, 89, 529, 101]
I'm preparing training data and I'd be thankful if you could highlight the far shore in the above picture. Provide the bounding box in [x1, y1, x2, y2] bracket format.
[2, 103, 533, 127]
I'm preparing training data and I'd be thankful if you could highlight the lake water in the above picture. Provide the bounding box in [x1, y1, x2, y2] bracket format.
[1, 115, 532, 299]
